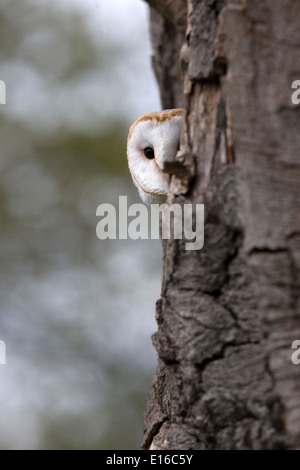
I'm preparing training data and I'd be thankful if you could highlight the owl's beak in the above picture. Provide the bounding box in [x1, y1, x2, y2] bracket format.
[157, 148, 180, 172]
[154, 160, 170, 181]
[160, 162, 175, 187]
[155, 138, 181, 180]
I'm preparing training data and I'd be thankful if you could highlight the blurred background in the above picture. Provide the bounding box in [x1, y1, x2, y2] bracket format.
[0, 0, 162, 449]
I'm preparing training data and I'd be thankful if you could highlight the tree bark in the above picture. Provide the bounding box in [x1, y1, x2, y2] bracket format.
[142, 0, 300, 450]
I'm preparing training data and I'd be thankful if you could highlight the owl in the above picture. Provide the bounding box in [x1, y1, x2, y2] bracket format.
[127, 109, 183, 204]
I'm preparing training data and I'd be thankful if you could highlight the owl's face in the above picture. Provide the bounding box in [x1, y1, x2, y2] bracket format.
[127, 109, 183, 204]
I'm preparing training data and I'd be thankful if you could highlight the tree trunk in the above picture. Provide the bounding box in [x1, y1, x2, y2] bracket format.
[142, 0, 300, 450]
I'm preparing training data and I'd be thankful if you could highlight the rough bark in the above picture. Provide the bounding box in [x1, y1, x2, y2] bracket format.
[143, 0, 300, 450]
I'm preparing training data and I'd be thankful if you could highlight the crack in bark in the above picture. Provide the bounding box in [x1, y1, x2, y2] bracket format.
[142, 417, 169, 450]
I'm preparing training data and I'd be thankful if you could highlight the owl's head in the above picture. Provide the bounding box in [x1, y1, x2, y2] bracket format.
[127, 109, 183, 204]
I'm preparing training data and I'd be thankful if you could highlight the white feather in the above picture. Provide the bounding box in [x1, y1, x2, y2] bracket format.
[127, 110, 183, 204]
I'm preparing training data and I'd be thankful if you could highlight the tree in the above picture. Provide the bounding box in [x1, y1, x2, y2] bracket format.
[142, 0, 300, 450]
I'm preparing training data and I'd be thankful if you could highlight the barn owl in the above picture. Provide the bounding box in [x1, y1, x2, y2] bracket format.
[127, 109, 183, 204]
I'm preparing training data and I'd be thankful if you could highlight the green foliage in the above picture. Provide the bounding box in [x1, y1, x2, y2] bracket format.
[38, 124, 130, 178]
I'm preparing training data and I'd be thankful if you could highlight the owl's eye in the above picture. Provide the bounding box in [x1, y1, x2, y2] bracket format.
[144, 147, 155, 159]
